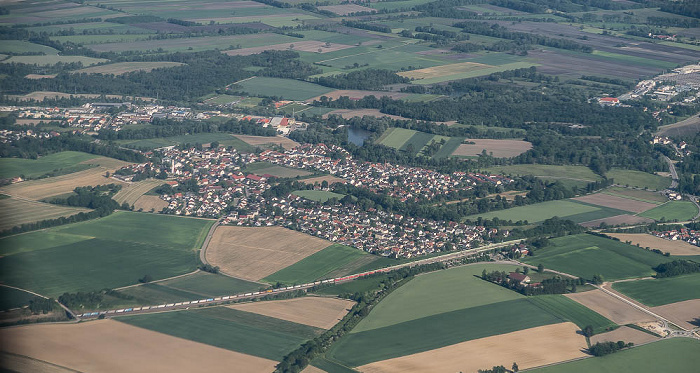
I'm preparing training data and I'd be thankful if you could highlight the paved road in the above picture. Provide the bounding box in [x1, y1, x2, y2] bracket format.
[199, 218, 223, 266]
[663, 155, 679, 189]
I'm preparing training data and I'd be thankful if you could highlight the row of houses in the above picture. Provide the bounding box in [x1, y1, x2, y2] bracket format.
[651, 228, 700, 247]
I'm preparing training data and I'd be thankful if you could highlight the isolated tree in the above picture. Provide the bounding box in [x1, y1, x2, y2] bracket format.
[583, 325, 594, 338]
[523, 266, 529, 275]
[537, 263, 544, 273]
[512, 362, 519, 372]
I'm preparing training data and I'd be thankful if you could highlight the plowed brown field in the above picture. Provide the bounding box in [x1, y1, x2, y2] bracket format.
[229, 296, 355, 329]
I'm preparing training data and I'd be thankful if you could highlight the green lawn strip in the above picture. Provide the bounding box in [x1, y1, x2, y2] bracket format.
[159, 272, 262, 297]
[292, 190, 346, 203]
[434, 136, 464, 159]
[0, 238, 198, 297]
[376, 127, 416, 149]
[638, 201, 698, 222]
[194, 307, 324, 340]
[118, 132, 255, 151]
[234, 77, 334, 101]
[314, 273, 400, 297]
[529, 338, 700, 373]
[606, 169, 670, 190]
[522, 234, 673, 281]
[311, 356, 360, 373]
[0, 231, 91, 257]
[264, 244, 368, 285]
[399, 131, 435, 155]
[485, 164, 601, 181]
[0, 151, 98, 179]
[527, 295, 617, 335]
[115, 308, 311, 361]
[0, 286, 39, 311]
[463, 200, 601, 224]
[351, 264, 523, 333]
[328, 298, 561, 367]
[244, 162, 311, 178]
[54, 211, 214, 250]
[612, 273, 700, 307]
[324, 254, 381, 279]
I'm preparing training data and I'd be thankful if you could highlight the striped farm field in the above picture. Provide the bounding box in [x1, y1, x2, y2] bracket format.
[263, 244, 372, 285]
[72, 61, 184, 75]
[0, 197, 90, 231]
[638, 201, 698, 222]
[0, 151, 98, 179]
[112, 179, 166, 206]
[612, 273, 700, 307]
[375, 127, 416, 149]
[572, 193, 658, 213]
[0, 320, 277, 373]
[116, 306, 323, 361]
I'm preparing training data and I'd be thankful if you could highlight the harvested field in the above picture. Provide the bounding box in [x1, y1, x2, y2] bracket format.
[0, 320, 277, 373]
[397, 61, 492, 80]
[229, 297, 355, 329]
[0, 159, 130, 200]
[206, 226, 330, 281]
[580, 214, 655, 228]
[0, 352, 75, 373]
[606, 233, 700, 256]
[564, 289, 654, 325]
[318, 4, 376, 15]
[650, 299, 700, 330]
[590, 325, 659, 346]
[133, 195, 168, 212]
[112, 179, 165, 206]
[301, 365, 326, 373]
[234, 134, 299, 150]
[452, 139, 532, 158]
[300, 175, 347, 186]
[72, 61, 184, 75]
[573, 193, 657, 213]
[0, 197, 89, 231]
[357, 322, 586, 373]
[307, 90, 409, 102]
[224, 40, 354, 56]
[603, 187, 667, 204]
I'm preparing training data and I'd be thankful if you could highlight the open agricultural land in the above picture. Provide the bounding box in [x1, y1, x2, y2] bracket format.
[452, 139, 532, 158]
[0, 211, 213, 297]
[0, 319, 277, 373]
[0, 157, 130, 200]
[234, 134, 300, 150]
[521, 234, 675, 281]
[612, 273, 700, 307]
[565, 289, 655, 326]
[229, 296, 355, 330]
[464, 199, 627, 225]
[0, 197, 90, 231]
[530, 338, 700, 373]
[606, 233, 700, 256]
[638, 201, 699, 221]
[0, 151, 98, 179]
[326, 263, 612, 369]
[375, 127, 465, 159]
[112, 179, 165, 207]
[116, 305, 325, 361]
[117, 133, 255, 151]
[205, 226, 330, 281]
[291, 190, 345, 203]
[244, 161, 312, 178]
[72, 61, 184, 75]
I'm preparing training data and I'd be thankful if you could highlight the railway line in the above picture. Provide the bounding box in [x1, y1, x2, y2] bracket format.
[77, 239, 521, 319]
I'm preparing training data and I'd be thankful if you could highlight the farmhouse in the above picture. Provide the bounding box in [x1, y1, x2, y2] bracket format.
[508, 272, 530, 285]
[598, 97, 620, 106]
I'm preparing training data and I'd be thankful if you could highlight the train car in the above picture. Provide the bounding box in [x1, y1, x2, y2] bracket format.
[157, 304, 166, 308]
[214, 297, 221, 301]
[124, 308, 133, 312]
[142, 306, 150, 310]
[251, 292, 260, 296]
[166, 303, 175, 307]
[116, 309, 125, 313]
[244, 293, 252, 296]
[107, 310, 116, 314]
[222, 296, 230, 300]
[206, 298, 214, 302]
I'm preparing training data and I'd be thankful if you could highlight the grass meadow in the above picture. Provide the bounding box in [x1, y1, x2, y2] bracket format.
[0, 151, 97, 179]
[0, 212, 213, 297]
[291, 190, 345, 203]
[606, 168, 671, 191]
[264, 244, 371, 285]
[522, 234, 674, 281]
[232, 77, 334, 101]
[638, 201, 698, 222]
[612, 273, 700, 307]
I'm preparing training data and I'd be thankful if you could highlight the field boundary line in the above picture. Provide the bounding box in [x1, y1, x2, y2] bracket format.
[0, 284, 49, 299]
[597, 283, 684, 331]
[113, 270, 201, 291]
[0, 351, 83, 373]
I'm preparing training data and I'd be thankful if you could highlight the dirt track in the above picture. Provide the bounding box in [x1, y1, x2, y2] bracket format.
[565, 289, 655, 325]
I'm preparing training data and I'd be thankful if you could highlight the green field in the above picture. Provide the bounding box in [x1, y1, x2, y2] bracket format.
[244, 162, 312, 178]
[530, 338, 700, 373]
[638, 201, 698, 222]
[606, 169, 670, 190]
[1, 55, 107, 66]
[463, 200, 603, 224]
[527, 295, 616, 334]
[375, 127, 416, 149]
[603, 187, 667, 204]
[328, 298, 562, 367]
[0, 212, 213, 297]
[522, 234, 674, 281]
[117, 306, 322, 361]
[485, 164, 602, 182]
[233, 77, 334, 101]
[265, 244, 371, 285]
[612, 273, 700, 307]
[375, 127, 464, 158]
[352, 263, 523, 333]
[0, 40, 59, 55]
[0, 151, 98, 179]
[292, 190, 345, 203]
[0, 286, 38, 311]
[118, 132, 255, 152]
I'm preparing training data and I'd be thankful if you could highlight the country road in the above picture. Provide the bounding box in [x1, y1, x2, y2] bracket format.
[663, 155, 679, 189]
[199, 218, 223, 266]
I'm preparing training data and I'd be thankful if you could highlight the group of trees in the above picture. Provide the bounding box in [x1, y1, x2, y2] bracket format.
[453, 22, 593, 53]
[48, 184, 124, 212]
[312, 69, 410, 90]
[480, 269, 585, 295]
[653, 260, 700, 278]
[589, 341, 634, 357]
